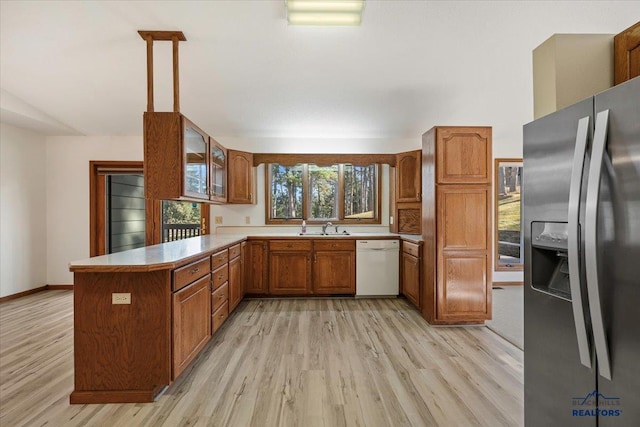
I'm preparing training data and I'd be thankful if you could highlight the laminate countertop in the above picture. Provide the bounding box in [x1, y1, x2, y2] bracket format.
[69, 235, 246, 273]
[69, 233, 423, 273]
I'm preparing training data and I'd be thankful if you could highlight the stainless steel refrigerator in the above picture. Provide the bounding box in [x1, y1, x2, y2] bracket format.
[523, 76, 640, 426]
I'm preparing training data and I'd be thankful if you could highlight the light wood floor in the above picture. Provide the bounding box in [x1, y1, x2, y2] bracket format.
[0, 291, 523, 426]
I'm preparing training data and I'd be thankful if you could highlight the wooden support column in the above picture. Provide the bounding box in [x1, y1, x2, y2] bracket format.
[144, 35, 154, 112]
[138, 30, 186, 113]
[172, 36, 180, 113]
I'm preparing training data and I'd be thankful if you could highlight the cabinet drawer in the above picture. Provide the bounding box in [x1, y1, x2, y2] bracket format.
[228, 244, 241, 260]
[313, 240, 355, 251]
[211, 249, 229, 270]
[173, 257, 211, 292]
[212, 265, 228, 290]
[270, 240, 312, 251]
[403, 241, 421, 258]
[212, 301, 229, 334]
[212, 282, 228, 312]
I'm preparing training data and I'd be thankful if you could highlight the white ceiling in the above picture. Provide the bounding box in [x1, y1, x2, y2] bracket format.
[1, 1, 638, 140]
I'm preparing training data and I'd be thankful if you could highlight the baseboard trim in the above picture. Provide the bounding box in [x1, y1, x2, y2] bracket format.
[493, 281, 523, 287]
[47, 284, 74, 290]
[0, 284, 73, 303]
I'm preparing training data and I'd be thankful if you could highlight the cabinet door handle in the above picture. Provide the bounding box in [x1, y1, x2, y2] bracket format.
[191, 267, 200, 274]
[313, 254, 317, 263]
[219, 294, 225, 299]
[218, 275, 224, 280]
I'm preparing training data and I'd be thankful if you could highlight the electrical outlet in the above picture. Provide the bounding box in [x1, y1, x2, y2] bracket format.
[112, 293, 131, 305]
[245, 216, 251, 224]
[390, 216, 394, 225]
[215, 216, 223, 224]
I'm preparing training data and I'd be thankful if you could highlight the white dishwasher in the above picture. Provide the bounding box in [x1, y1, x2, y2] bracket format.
[356, 240, 400, 296]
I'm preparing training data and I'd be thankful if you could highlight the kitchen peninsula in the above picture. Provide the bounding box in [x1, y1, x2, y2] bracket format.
[69, 232, 418, 404]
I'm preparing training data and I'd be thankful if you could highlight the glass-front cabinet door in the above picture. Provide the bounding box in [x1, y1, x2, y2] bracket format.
[210, 139, 226, 203]
[183, 121, 209, 199]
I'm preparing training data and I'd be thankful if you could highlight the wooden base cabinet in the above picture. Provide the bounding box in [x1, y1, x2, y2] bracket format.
[244, 240, 268, 295]
[312, 240, 355, 294]
[172, 275, 211, 379]
[71, 270, 172, 404]
[228, 245, 242, 311]
[421, 126, 492, 325]
[268, 240, 312, 295]
[401, 241, 421, 309]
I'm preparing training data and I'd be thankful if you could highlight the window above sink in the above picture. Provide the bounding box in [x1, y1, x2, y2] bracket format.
[267, 163, 380, 225]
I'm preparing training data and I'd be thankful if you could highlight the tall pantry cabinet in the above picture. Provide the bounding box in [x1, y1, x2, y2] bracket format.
[421, 126, 492, 324]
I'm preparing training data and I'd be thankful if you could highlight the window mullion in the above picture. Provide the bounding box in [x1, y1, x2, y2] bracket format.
[302, 163, 310, 221]
[338, 164, 345, 221]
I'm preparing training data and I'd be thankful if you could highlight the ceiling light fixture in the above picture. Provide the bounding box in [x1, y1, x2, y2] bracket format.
[286, 0, 365, 26]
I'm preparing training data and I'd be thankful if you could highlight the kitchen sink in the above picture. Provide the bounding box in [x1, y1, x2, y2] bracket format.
[299, 231, 351, 236]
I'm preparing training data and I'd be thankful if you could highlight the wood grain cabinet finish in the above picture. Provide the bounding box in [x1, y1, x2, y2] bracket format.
[144, 112, 229, 203]
[390, 150, 422, 235]
[70, 240, 248, 404]
[145, 113, 207, 201]
[227, 150, 255, 204]
[211, 249, 229, 270]
[401, 241, 421, 309]
[173, 257, 211, 291]
[212, 301, 229, 334]
[212, 282, 228, 312]
[244, 240, 268, 295]
[432, 127, 492, 184]
[212, 265, 229, 289]
[269, 240, 312, 295]
[421, 126, 492, 325]
[614, 21, 640, 85]
[312, 240, 355, 294]
[228, 255, 242, 312]
[209, 139, 227, 203]
[396, 150, 422, 203]
[71, 270, 172, 404]
[172, 275, 211, 380]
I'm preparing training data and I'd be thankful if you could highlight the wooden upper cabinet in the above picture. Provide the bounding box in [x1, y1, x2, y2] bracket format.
[396, 150, 422, 202]
[433, 127, 491, 184]
[614, 21, 640, 85]
[209, 139, 227, 203]
[183, 120, 210, 200]
[228, 150, 255, 204]
[144, 112, 233, 203]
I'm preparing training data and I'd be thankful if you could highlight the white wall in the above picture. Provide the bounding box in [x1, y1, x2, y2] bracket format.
[45, 136, 142, 285]
[0, 124, 47, 297]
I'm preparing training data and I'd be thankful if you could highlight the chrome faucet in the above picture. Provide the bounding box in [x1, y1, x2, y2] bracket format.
[322, 221, 333, 234]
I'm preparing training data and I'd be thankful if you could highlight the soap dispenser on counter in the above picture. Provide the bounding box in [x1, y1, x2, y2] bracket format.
[301, 220, 306, 234]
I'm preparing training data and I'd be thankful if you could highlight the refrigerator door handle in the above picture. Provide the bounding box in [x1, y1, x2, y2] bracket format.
[568, 116, 592, 368]
[585, 109, 612, 380]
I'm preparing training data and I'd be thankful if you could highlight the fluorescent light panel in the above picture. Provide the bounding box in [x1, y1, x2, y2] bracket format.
[286, 0, 364, 26]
